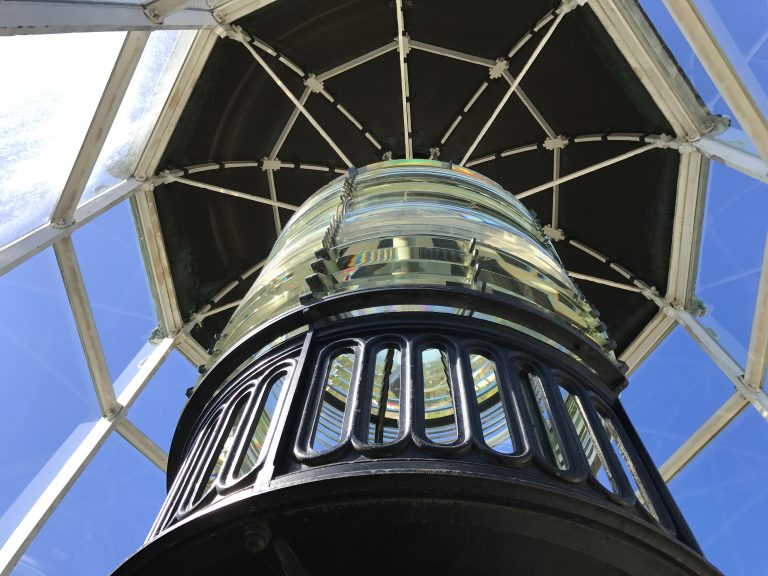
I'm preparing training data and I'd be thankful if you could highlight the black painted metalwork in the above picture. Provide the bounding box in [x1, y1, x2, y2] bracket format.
[149, 310, 686, 543]
[115, 153, 721, 575]
[110, 291, 719, 576]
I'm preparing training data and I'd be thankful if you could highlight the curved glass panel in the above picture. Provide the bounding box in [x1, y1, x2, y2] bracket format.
[214, 161, 608, 360]
[201, 398, 248, 496]
[367, 347, 402, 444]
[237, 374, 287, 477]
[422, 347, 458, 444]
[559, 387, 614, 491]
[521, 371, 567, 469]
[470, 354, 513, 454]
[600, 412, 658, 521]
[311, 352, 355, 451]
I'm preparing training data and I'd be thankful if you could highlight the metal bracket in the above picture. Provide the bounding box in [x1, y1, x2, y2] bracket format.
[488, 57, 509, 79]
[304, 73, 325, 94]
[543, 135, 568, 150]
[261, 158, 282, 171]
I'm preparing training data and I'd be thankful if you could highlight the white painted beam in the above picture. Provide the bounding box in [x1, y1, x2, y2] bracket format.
[164, 174, 299, 210]
[53, 237, 119, 417]
[588, 0, 715, 140]
[619, 310, 676, 376]
[177, 333, 209, 367]
[663, 0, 768, 161]
[745, 238, 768, 390]
[116, 419, 168, 472]
[0, 337, 174, 576]
[51, 32, 150, 228]
[694, 134, 768, 184]
[395, 0, 412, 159]
[659, 392, 747, 482]
[516, 141, 661, 199]
[666, 151, 709, 308]
[676, 309, 768, 419]
[0, 0, 214, 36]
[461, 7, 567, 166]
[212, 0, 277, 25]
[131, 186, 183, 336]
[134, 29, 219, 181]
[0, 179, 145, 278]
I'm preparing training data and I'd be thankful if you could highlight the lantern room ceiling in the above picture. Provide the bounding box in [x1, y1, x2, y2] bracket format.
[152, 0, 716, 360]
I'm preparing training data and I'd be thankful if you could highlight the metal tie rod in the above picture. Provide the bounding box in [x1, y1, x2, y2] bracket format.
[460, 4, 571, 166]
[166, 174, 299, 210]
[222, 24, 353, 168]
[516, 142, 662, 199]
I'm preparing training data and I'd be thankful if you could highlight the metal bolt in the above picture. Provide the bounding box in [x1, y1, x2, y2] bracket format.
[244, 523, 271, 554]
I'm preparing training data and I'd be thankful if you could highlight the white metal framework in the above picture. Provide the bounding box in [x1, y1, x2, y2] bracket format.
[0, 0, 767, 574]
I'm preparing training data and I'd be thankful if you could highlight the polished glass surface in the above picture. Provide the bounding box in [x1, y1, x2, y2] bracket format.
[471, 354, 513, 453]
[367, 347, 402, 444]
[422, 347, 458, 444]
[560, 386, 615, 492]
[217, 161, 608, 359]
[237, 374, 287, 477]
[311, 352, 354, 451]
[523, 372, 567, 470]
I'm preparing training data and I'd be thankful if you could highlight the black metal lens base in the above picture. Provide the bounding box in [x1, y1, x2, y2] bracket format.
[114, 293, 720, 576]
[113, 466, 718, 576]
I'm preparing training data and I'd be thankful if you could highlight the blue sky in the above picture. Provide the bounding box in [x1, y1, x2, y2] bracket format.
[1, 1, 767, 574]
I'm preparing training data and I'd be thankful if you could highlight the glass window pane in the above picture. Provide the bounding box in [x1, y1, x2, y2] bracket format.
[12, 435, 165, 576]
[422, 347, 458, 444]
[621, 327, 734, 466]
[667, 408, 768, 576]
[695, 162, 767, 366]
[237, 374, 287, 477]
[367, 347, 402, 444]
[692, 0, 768, 119]
[311, 352, 354, 451]
[203, 397, 248, 494]
[638, 1, 737, 124]
[72, 200, 157, 382]
[470, 354, 513, 454]
[128, 350, 200, 451]
[0, 248, 99, 546]
[0, 32, 125, 248]
[80, 30, 196, 204]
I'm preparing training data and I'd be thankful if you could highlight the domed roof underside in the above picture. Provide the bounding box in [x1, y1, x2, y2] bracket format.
[153, 0, 713, 357]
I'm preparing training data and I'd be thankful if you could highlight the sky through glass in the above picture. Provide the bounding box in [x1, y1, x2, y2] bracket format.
[1, 1, 767, 574]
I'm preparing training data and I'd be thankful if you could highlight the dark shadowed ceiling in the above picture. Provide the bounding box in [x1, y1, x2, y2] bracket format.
[153, 0, 708, 359]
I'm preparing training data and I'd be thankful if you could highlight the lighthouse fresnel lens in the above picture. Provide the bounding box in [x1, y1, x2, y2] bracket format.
[1, 1, 767, 575]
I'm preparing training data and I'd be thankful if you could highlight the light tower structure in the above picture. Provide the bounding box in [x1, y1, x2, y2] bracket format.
[0, 1, 767, 575]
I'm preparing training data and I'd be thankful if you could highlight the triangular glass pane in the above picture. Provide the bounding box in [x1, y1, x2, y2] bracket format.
[692, 0, 768, 119]
[0, 32, 126, 248]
